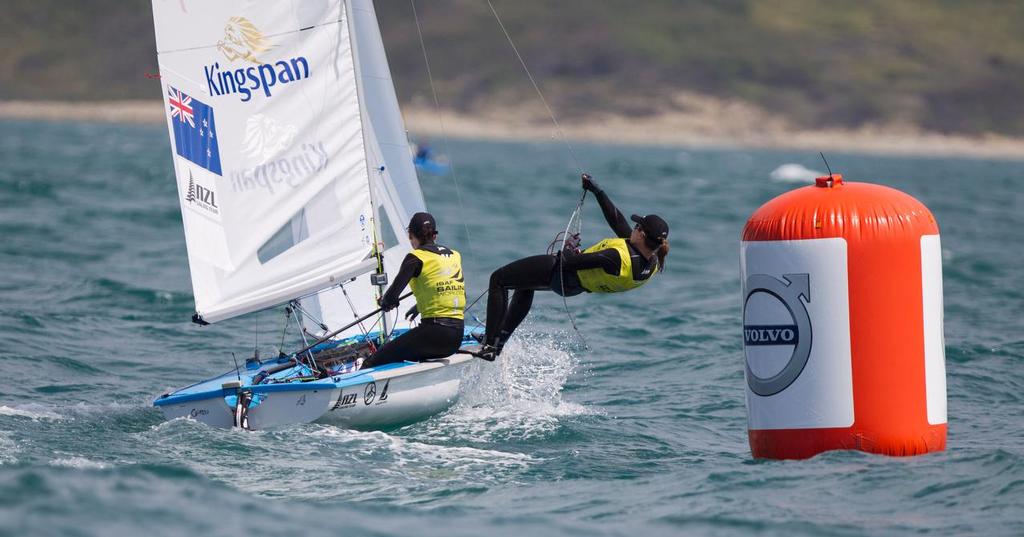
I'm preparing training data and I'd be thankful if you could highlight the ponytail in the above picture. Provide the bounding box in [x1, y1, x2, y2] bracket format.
[655, 240, 669, 272]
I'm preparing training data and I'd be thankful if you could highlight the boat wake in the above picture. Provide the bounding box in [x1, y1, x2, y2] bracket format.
[417, 331, 596, 444]
[139, 417, 535, 502]
[208, 332, 592, 500]
[0, 404, 65, 421]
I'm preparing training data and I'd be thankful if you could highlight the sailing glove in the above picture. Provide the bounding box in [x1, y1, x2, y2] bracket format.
[581, 173, 600, 193]
[405, 305, 419, 322]
[379, 296, 399, 312]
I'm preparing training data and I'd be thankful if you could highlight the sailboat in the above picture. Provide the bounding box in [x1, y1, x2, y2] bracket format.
[150, 0, 478, 430]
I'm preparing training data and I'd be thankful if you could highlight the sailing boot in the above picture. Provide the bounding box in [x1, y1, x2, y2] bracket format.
[475, 345, 499, 361]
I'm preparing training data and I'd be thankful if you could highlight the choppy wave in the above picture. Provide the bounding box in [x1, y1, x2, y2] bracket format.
[2, 125, 1023, 535]
[0, 405, 65, 421]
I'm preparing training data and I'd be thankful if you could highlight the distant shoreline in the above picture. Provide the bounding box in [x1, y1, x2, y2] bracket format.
[3, 99, 1024, 160]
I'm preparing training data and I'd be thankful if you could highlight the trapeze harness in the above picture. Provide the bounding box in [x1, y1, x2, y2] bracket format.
[576, 237, 659, 293]
[362, 243, 466, 368]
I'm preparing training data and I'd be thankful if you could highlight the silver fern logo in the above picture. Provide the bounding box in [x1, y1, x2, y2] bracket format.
[183, 170, 219, 217]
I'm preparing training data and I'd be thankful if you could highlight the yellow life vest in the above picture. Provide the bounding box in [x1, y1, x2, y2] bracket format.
[576, 238, 659, 294]
[409, 246, 465, 320]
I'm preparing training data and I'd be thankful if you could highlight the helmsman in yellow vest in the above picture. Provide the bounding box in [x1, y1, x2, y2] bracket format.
[480, 174, 670, 359]
[361, 212, 468, 368]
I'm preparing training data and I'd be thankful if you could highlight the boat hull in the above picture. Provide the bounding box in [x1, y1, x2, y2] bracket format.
[155, 355, 474, 431]
[315, 357, 467, 429]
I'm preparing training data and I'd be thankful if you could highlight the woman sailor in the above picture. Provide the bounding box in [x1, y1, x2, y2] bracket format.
[361, 212, 468, 368]
[480, 174, 670, 359]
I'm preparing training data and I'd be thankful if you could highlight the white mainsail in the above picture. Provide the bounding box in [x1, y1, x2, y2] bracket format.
[300, 0, 427, 339]
[153, 0, 423, 327]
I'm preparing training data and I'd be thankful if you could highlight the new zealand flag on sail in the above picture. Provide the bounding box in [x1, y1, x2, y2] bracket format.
[168, 86, 222, 175]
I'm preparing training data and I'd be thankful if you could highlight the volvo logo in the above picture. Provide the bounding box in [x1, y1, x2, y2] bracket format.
[743, 273, 812, 396]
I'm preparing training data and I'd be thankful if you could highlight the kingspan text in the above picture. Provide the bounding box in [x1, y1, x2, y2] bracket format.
[205, 57, 310, 102]
[231, 142, 328, 194]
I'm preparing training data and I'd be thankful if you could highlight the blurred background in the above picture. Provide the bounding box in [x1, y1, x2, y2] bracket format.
[1, 3, 1023, 536]
[2, 0, 1024, 145]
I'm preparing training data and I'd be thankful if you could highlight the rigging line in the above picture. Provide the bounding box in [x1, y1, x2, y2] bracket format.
[277, 306, 292, 354]
[292, 303, 319, 375]
[340, 282, 375, 345]
[559, 190, 588, 349]
[485, 0, 583, 174]
[464, 288, 488, 314]
[383, 307, 402, 342]
[409, 0, 476, 257]
[463, 289, 489, 334]
[486, 0, 588, 347]
[290, 301, 328, 332]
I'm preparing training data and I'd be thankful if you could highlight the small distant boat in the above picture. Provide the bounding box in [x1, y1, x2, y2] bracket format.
[412, 144, 450, 175]
[150, 0, 476, 430]
[769, 163, 823, 183]
[414, 154, 450, 175]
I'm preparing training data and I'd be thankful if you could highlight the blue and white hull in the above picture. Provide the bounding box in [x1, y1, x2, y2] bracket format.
[154, 331, 478, 430]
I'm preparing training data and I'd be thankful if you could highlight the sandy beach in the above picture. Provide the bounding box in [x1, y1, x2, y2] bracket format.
[3, 97, 1023, 160]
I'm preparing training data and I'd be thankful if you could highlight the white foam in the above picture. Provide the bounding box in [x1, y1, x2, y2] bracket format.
[0, 431, 18, 465]
[429, 331, 598, 442]
[309, 426, 534, 468]
[0, 404, 64, 421]
[50, 457, 108, 470]
[770, 163, 823, 183]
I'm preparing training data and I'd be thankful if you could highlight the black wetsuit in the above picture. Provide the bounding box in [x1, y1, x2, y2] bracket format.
[484, 188, 655, 348]
[362, 243, 464, 368]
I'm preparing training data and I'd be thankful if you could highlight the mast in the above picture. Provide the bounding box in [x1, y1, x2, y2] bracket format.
[296, 0, 431, 341]
[346, 0, 390, 341]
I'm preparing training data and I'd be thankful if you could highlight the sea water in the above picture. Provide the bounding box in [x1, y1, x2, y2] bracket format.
[0, 120, 1021, 536]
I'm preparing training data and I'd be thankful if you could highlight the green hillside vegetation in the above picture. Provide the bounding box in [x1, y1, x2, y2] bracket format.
[2, 0, 1023, 135]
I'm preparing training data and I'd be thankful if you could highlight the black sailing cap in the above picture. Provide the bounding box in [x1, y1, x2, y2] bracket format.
[631, 214, 669, 244]
[408, 212, 437, 236]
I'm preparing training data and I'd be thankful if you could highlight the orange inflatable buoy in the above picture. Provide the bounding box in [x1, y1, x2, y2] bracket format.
[741, 174, 947, 459]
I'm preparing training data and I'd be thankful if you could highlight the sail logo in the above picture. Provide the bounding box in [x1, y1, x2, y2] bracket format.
[204, 16, 311, 102]
[168, 87, 221, 175]
[184, 171, 220, 217]
[230, 142, 328, 195]
[742, 273, 813, 397]
[242, 114, 298, 164]
[331, 391, 358, 411]
[217, 17, 272, 64]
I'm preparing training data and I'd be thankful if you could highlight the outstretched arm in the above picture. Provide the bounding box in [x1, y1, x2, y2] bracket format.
[582, 174, 631, 239]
